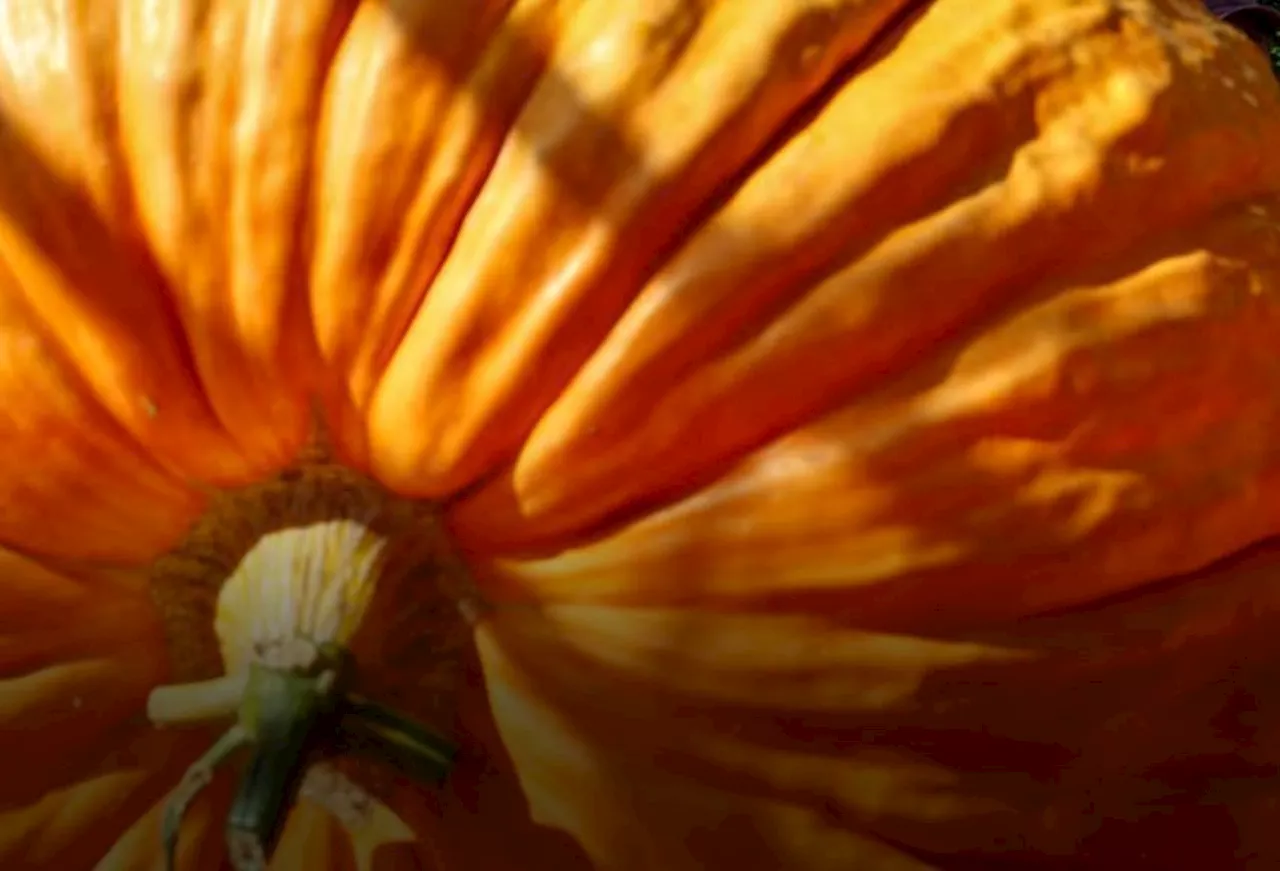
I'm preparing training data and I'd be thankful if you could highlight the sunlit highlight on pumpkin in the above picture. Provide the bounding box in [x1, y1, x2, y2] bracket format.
[1, 1, 1280, 869]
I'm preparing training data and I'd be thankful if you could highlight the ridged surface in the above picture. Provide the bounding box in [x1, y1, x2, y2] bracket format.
[0, 0, 1279, 869]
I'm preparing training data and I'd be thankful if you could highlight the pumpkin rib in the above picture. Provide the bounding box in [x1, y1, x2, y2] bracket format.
[464, 190, 1280, 625]
[475, 614, 938, 871]
[0, 550, 194, 828]
[0, 3, 263, 488]
[0, 652, 178, 813]
[0, 748, 217, 871]
[364, 0, 922, 500]
[100, 775, 237, 871]
[0, 583, 159, 684]
[477, 609, 1026, 856]
[450, 0, 1280, 554]
[373, 644, 595, 871]
[0, 256, 207, 562]
[3, 2, 1280, 869]
[115, 0, 356, 473]
[453, 184, 1280, 561]
[0, 2, 132, 221]
[0, 774, 161, 870]
[309, 0, 578, 472]
[436, 15, 925, 524]
[436, 0, 1073, 534]
[527, 0, 941, 314]
[471, 533, 1280, 863]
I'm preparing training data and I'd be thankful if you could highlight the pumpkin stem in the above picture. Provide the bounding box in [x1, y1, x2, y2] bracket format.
[148, 673, 248, 726]
[163, 724, 252, 871]
[337, 694, 457, 785]
[223, 663, 343, 869]
[152, 650, 459, 869]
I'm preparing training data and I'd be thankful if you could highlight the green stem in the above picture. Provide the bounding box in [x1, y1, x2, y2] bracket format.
[156, 655, 458, 870]
[338, 695, 458, 785]
[163, 725, 252, 871]
[224, 664, 341, 870]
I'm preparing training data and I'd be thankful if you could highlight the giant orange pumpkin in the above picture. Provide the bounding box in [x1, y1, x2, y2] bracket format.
[2, 0, 1280, 868]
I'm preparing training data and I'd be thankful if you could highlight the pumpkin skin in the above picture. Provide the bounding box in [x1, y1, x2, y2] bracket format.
[2, 0, 1280, 869]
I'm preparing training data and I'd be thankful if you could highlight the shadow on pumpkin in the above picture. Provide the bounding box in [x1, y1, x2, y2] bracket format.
[3, 1, 1280, 870]
[528, 225, 1280, 868]
[0, 3, 935, 869]
[374, 3, 1280, 869]
[461, 134, 1280, 871]
[502, 506, 1280, 868]
[0, 26, 607, 871]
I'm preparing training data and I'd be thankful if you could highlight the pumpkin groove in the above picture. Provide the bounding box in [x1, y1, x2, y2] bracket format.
[1, 1, 1280, 869]
[363, 0, 924, 497]
[456, 5, 1280, 552]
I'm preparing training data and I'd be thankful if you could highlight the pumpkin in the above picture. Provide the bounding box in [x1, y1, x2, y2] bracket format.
[2, 0, 1280, 868]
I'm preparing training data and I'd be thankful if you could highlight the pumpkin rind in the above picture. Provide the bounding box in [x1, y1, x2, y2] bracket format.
[114, 0, 342, 471]
[308, 0, 573, 467]
[0, 550, 204, 869]
[0, 1, 291, 485]
[453, 0, 1280, 550]
[474, 538, 1280, 867]
[363, 0, 918, 496]
[464, 199, 1280, 627]
[0, 0, 1279, 869]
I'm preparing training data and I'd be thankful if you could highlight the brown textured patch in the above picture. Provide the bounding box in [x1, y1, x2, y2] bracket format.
[146, 424, 480, 746]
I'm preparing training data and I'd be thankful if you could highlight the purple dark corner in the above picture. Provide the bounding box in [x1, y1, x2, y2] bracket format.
[1205, 0, 1280, 25]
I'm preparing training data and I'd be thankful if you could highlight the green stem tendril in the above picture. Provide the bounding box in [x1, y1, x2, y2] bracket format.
[224, 666, 339, 870]
[156, 654, 457, 871]
[163, 725, 251, 871]
[338, 695, 458, 785]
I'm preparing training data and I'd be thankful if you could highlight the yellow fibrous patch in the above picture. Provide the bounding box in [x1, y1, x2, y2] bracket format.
[214, 519, 389, 673]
